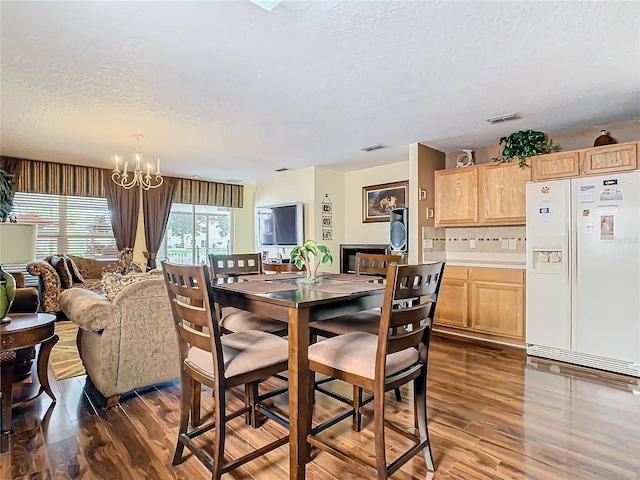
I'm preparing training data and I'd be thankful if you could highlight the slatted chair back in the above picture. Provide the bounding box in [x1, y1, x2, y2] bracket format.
[355, 252, 405, 280]
[209, 253, 262, 279]
[161, 261, 224, 383]
[376, 262, 444, 370]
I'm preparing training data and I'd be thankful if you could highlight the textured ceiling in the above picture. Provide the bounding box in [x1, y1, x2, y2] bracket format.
[1, 1, 639, 184]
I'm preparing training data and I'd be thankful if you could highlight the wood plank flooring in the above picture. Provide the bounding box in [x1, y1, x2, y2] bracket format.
[2, 334, 639, 479]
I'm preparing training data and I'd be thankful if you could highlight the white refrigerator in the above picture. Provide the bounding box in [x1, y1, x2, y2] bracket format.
[526, 170, 640, 377]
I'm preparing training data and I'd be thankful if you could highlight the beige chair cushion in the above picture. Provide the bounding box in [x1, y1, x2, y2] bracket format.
[186, 330, 288, 380]
[220, 307, 288, 334]
[310, 310, 380, 336]
[308, 332, 419, 380]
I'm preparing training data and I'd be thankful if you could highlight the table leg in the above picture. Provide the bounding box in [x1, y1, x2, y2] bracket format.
[1, 358, 15, 435]
[288, 307, 311, 480]
[36, 334, 59, 402]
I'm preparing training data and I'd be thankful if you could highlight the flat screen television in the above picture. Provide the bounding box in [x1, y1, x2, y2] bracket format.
[256, 202, 304, 247]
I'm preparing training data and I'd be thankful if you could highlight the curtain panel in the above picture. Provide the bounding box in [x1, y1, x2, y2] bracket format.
[173, 177, 243, 208]
[104, 178, 140, 251]
[143, 177, 176, 269]
[15, 159, 106, 198]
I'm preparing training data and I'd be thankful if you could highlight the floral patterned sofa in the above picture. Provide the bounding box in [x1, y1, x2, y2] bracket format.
[27, 255, 120, 315]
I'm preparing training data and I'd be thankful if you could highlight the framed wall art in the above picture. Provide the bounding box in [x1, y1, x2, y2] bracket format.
[362, 180, 408, 223]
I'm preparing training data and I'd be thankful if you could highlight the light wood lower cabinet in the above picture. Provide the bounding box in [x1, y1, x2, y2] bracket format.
[434, 266, 525, 346]
[434, 266, 468, 328]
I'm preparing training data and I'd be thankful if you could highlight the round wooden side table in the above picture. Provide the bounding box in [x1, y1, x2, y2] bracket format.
[1, 313, 58, 447]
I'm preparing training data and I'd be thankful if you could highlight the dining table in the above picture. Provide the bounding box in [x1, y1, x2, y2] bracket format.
[209, 271, 386, 480]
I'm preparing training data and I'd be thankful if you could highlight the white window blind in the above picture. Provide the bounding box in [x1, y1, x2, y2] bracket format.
[12, 192, 117, 259]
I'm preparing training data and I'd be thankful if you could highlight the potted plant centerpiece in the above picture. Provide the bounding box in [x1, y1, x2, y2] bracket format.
[493, 129, 555, 168]
[290, 240, 332, 283]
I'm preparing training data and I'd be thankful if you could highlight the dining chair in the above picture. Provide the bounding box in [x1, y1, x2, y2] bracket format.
[161, 261, 290, 479]
[307, 262, 444, 478]
[209, 253, 289, 336]
[310, 252, 406, 417]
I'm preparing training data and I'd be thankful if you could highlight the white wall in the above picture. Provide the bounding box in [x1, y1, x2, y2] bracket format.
[255, 167, 315, 258]
[343, 161, 409, 245]
[232, 184, 256, 254]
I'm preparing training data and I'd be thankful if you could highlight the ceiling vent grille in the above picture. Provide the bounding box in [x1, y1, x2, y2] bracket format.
[485, 112, 519, 124]
[275, 167, 290, 172]
[360, 143, 386, 152]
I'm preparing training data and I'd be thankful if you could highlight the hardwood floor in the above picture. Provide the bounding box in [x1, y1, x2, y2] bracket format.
[2, 334, 639, 479]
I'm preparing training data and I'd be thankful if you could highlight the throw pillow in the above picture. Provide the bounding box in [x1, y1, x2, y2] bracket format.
[50, 255, 73, 289]
[63, 254, 85, 284]
[101, 271, 162, 300]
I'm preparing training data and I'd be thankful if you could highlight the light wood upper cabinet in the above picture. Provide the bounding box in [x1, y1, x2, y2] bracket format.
[434, 168, 478, 226]
[531, 141, 639, 182]
[581, 142, 637, 175]
[435, 162, 530, 227]
[531, 151, 581, 181]
[478, 162, 531, 224]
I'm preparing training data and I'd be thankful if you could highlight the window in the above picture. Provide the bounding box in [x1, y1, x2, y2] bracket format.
[158, 203, 231, 265]
[12, 192, 117, 259]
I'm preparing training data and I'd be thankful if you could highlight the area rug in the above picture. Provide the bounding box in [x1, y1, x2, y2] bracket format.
[50, 320, 86, 380]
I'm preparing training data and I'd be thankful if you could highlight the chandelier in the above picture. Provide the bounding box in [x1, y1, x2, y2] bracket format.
[112, 134, 164, 190]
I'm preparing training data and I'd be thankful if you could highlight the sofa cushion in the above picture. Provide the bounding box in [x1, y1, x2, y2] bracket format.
[102, 271, 162, 300]
[50, 255, 73, 289]
[64, 254, 85, 283]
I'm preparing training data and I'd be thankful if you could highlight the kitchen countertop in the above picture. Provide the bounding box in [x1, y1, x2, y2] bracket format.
[423, 252, 526, 270]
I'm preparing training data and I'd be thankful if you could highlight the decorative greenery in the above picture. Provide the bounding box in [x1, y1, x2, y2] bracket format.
[0, 169, 14, 222]
[493, 130, 555, 168]
[290, 240, 333, 283]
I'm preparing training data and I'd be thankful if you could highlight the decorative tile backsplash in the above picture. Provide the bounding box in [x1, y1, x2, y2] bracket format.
[422, 226, 526, 254]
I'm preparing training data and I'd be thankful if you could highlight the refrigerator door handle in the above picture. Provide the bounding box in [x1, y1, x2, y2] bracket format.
[565, 223, 570, 286]
[573, 221, 578, 287]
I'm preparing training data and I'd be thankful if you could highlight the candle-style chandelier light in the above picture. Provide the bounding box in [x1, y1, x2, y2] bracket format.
[111, 134, 163, 190]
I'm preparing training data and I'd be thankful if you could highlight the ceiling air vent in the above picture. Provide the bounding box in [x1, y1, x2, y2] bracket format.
[360, 143, 386, 152]
[485, 112, 519, 124]
[275, 167, 290, 172]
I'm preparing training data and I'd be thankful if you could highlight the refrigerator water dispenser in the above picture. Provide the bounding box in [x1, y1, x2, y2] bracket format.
[531, 250, 563, 273]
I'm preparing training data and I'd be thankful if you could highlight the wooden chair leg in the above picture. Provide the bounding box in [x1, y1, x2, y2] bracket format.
[373, 387, 389, 479]
[173, 371, 192, 466]
[415, 370, 435, 471]
[191, 381, 201, 427]
[394, 387, 402, 402]
[352, 385, 363, 432]
[245, 382, 259, 428]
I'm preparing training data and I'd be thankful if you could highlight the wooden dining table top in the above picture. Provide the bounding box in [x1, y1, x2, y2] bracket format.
[211, 272, 385, 311]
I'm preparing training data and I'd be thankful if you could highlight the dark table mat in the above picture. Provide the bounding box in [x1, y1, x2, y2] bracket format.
[216, 281, 299, 294]
[241, 273, 304, 281]
[318, 273, 383, 283]
[308, 282, 386, 294]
